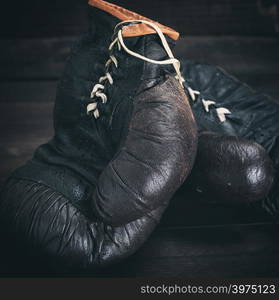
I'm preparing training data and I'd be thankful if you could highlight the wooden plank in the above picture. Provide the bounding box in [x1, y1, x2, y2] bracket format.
[175, 37, 279, 76]
[0, 0, 276, 37]
[0, 102, 53, 128]
[0, 102, 53, 184]
[0, 38, 73, 80]
[1, 37, 279, 81]
[136, 223, 279, 259]
[0, 81, 57, 103]
[99, 223, 279, 277]
[102, 252, 279, 277]
[0, 0, 88, 38]
[1, 223, 278, 277]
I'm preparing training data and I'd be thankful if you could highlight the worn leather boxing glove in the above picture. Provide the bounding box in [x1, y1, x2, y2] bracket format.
[189, 131, 274, 205]
[0, 0, 197, 271]
[180, 60, 279, 214]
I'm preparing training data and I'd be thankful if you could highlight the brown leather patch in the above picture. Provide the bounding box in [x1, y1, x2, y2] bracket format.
[88, 0, 180, 40]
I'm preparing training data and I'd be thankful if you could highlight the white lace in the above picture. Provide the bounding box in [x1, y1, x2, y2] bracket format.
[87, 19, 185, 119]
[186, 86, 232, 123]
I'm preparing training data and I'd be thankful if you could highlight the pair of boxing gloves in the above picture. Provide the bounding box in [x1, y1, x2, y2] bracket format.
[0, 0, 278, 273]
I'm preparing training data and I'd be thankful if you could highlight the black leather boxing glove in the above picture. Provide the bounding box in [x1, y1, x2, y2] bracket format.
[0, 0, 197, 272]
[188, 131, 274, 205]
[179, 59, 279, 214]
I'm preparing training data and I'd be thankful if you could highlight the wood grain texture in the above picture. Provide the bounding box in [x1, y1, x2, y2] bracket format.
[0, 81, 58, 103]
[0, 0, 277, 37]
[99, 223, 279, 277]
[1, 223, 278, 277]
[176, 37, 279, 76]
[0, 102, 53, 184]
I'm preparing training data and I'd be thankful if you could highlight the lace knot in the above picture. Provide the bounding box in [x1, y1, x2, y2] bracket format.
[87, 19, 185, 119]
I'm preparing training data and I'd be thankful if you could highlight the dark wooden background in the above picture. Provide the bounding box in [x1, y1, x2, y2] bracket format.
[0, 0, 278, 37]
[0, 0, 279, 277]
